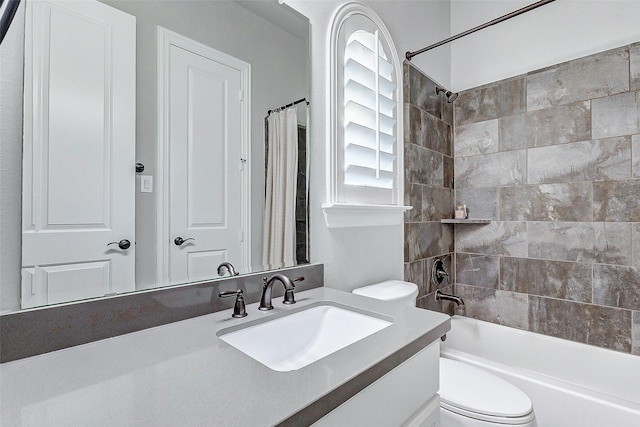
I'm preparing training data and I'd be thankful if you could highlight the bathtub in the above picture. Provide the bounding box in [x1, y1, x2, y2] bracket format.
[440, 316, 640, 427]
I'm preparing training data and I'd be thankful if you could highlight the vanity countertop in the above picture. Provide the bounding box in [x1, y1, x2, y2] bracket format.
[0, 287, 450, 426]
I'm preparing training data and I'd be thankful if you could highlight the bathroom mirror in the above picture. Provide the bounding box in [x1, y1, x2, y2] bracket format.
[5, 0, 310, 312]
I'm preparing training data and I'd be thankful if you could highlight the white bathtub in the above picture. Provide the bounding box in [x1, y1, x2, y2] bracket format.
[440, 316, 640, 427]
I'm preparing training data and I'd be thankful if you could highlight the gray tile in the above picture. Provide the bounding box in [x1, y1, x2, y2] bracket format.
[407, 104, 452, 156]
[527, 46, 629, 111]
[593, 264, 640, 311]
[405, 183, 423, 222]
[408, 64, 442, 118]
[499, 102, 591, 151]
[441, 96, 454, 127]
[456, 221, 527, 257]
[500, 183, 593, 222]
[428, 115, 453, 157]
[455, 150, 526, 189]
[454, 284, 529, 329]
[454, 119, 499, 157]
[630, 42, 640, 92]
[633, 134, 640, 178]
[528, 222, 632, 265]
[593, 180, 640, 222]
[592, 92, 640, 139]
[456, 187, 499, 220]
[443, 155, 454, 189]
[529, 296, 631, 352]
[404, 260, 426, 298]
[418, 284, 456, 315]
[404, 223, 410, 262]
[455, 76, 526, 126]
[406, 222, 453, 262]
[422, 187, 453, 221]
[633, 311, 640, 356]
[527, 136, 631, 184]
[403, 102, 411, 147]
[407, 144, 443, 187]
[634, 223, 640, 268]
[403, 62, 410, 104]
[407, 103, 425, 146]
[456, 253, 500, 288]
[500, 257, 592, 303]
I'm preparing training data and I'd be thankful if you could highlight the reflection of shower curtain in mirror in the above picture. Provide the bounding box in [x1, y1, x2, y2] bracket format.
[263, 107, 298, 269]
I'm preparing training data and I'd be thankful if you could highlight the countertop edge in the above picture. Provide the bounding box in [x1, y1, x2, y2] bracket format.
[276, 316, 450, 426]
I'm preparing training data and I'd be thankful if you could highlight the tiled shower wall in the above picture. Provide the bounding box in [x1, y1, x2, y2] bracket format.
[453, 43, 640, 354]
[403, 63, 455, 313]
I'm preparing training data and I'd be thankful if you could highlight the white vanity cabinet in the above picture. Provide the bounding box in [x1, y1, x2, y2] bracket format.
[313, 341, 441, 427]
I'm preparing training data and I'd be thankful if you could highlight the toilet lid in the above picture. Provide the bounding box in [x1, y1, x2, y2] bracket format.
[440, 358, 534, 423]
[352, 280, 418, 301]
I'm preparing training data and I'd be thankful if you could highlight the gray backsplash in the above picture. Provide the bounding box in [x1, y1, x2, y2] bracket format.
[450, 42, 640, 355]
[0, 263, 323, 362]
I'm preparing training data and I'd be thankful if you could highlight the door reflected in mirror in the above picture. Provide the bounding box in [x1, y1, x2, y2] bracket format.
[13, 0, 310, 311]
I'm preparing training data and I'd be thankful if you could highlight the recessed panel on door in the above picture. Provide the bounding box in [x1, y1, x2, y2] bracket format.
[22, 261, 110, 307]
[187, 250, 226, 282]
[188, 68, 226, 227]
[22, 0, 136, 308]
[47, 6, 108, 226]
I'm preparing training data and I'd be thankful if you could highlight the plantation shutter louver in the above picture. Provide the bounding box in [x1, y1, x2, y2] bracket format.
[343, 30, 396, 193]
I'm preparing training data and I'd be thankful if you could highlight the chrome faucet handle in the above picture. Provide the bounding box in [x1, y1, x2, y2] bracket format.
[283, 276, 304, 305]
[219, 289, 247, 318]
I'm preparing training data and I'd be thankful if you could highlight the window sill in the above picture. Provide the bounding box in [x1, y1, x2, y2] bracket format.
[322, 203, 412, 228]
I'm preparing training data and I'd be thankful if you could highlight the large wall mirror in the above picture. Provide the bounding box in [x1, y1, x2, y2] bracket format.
[3, 0, 310, 312]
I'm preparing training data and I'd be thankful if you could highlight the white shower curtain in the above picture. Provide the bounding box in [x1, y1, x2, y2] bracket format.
[262, 107, 298, 269]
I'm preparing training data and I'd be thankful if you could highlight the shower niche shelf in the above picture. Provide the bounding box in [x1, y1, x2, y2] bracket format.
[440, 219, 491, 224]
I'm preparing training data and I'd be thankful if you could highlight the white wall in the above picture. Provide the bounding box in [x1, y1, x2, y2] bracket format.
[451, 0, 640, 91]
[284, 0, 452, 291]
[0, 1, 24, 312]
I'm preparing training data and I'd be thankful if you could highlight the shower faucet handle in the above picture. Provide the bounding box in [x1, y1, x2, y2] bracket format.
[432, 259, 450, 285]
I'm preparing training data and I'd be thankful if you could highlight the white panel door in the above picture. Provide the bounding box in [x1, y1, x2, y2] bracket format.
[164, 38, 247, 284]
[21, 0, 136, 308]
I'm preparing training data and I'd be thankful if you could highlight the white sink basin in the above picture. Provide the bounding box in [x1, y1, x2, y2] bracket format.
[217, 304, 393, 372]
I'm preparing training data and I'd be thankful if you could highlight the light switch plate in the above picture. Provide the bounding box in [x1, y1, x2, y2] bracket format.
[141, 175, 153, 193]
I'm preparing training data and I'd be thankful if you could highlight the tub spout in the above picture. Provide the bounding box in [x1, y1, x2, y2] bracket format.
[435, 289, 465, 306]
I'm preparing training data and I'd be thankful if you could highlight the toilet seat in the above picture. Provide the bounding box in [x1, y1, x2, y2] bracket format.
[440, 358, 535, 425]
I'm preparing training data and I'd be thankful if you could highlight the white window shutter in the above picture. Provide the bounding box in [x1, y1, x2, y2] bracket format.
[323, 3, 411, 228]
[343, 30, 396, 192]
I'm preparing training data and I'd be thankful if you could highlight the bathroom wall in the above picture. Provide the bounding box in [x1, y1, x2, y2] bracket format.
[452, 43, 640, 355]
[402, 62, 455, 313]
[451, 0, 640, 91]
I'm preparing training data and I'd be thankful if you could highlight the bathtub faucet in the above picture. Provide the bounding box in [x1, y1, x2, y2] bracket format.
[435, 289, 465, 306]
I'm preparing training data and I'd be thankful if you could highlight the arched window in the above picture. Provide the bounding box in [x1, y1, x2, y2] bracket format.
[324, 3, 408, 227]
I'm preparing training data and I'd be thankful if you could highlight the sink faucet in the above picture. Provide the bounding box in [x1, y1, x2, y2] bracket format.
[258, 274, 303, 311]
[217, 262, 239, 277]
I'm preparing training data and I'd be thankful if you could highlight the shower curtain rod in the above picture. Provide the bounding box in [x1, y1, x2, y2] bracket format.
[406, 0, 556, 61]
[267, 98, 309, 115]
[0, 0, 22, 45]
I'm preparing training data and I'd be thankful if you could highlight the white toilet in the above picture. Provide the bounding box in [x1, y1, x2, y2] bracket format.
[352, 280, 536, 427]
